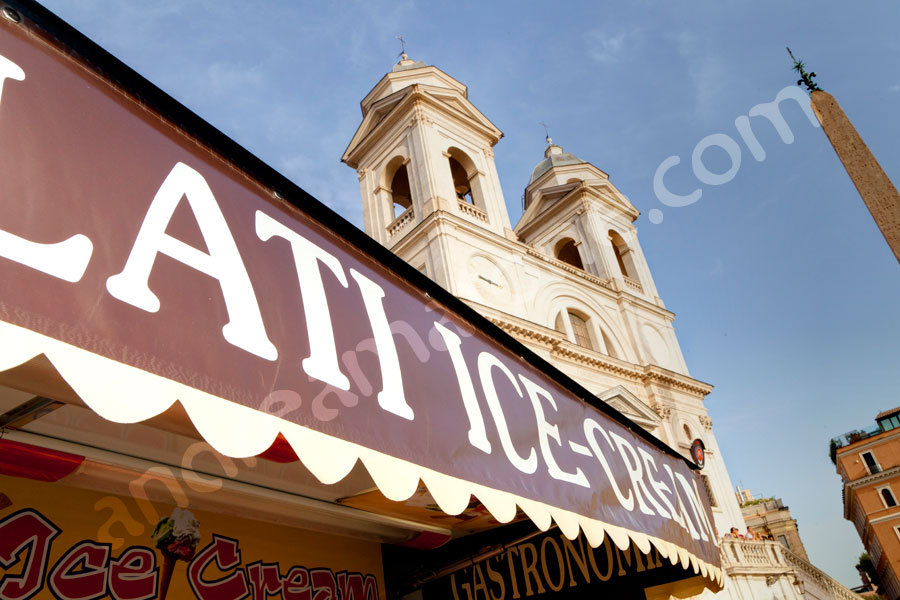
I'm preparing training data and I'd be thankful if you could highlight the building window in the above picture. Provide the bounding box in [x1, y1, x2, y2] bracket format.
[446, 147, 487, 212]
[894, 526, 900, 542]
[880, 486, 897, 508]
[778, 534, 789, 547]
[879, 414, 900, 432]
[554, 309, 619, 359]
[599, 330, 618, 359]
[555, 310, 593, 350]
[389, 163, 412, 218]
[568, 312, 592, 349]
[554, 312, 566, 335]
[862, 451, 882, 474]
[554, 238, 584, 270]
[701, 474, 718, 508]
[449, 156, 474, 204]
[608, 230, 640, 283]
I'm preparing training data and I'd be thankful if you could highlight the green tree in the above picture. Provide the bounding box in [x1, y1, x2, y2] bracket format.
[857, 552, 882, 590]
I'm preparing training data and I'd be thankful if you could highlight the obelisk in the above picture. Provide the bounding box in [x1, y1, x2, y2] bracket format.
[789, 48, 900, 264]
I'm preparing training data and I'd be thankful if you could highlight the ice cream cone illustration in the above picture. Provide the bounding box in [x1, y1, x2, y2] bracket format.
[158, 553, 176, 599]
[150, 508, 201, 600]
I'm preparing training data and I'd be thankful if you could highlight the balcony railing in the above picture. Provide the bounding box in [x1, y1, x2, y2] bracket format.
[457, 200, 489, 223]
[387, 206, 414, 238]
[623, 276, 643, 293]
[831, 425, 882, 450]
[721, 539, 862, 600]
[524, 248, 612, 290]
[721, 538, 785, 568]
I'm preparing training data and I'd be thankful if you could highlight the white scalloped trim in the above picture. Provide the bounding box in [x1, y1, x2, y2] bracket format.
[0, 320, 723, 587]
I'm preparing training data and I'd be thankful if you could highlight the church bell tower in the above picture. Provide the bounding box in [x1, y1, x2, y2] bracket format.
[342, 54, 514, 289]
[344, 55, 747, 536]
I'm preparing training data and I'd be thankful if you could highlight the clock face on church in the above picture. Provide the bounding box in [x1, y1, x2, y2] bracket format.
[468, 255, 511, 304]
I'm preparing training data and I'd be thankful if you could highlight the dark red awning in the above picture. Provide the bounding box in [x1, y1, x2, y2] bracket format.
[0, 1, 721, 586]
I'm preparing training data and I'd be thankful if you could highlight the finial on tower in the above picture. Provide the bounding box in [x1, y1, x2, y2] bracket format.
[540, 122, 563, 157]
[787, 46, 821, 93]
[396, 34, 409, 61]
[540, 121, 551, 145]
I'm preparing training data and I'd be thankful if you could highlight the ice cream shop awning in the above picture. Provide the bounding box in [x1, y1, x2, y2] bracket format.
[0, 0, 721, 590]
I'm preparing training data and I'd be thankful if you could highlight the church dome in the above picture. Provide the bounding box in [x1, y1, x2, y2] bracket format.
[530, 139, 584, 182]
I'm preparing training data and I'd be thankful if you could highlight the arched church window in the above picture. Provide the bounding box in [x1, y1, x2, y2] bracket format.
[446, 148, 487, 218]
[683, 424, 693, 441]
[600, 330, 618, 359]
[554, 238, 584, 270]
[881, 487, 897, 508]
[554, 312, 566, 334]
[609, 230, 639, 282]
[555, 308, 624, 358]
[555, 308, 620, 358]
[568, 312, 592, 349]
[558, 310, 592, 350]
[701, 475, 718, 507]
[390, 164, 412, 218]
[449, 156, 474, 205]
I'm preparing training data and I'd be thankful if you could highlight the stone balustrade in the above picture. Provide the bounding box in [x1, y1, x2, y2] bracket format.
[623, 275, 643, 293]
[457, 199, 489, 222]
[720, 539, 862, 600]
[524, 248, 612, 290]
[387, 206, 414, 238]
[781, 544, 863, 600]
[721, 538, 785, 567]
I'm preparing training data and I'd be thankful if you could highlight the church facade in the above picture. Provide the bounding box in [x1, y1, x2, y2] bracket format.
[342, 55, 858, 599]
[343, 54, 745, 538]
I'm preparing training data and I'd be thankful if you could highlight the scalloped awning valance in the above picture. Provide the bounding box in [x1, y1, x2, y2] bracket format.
[0, 1, 720, 589]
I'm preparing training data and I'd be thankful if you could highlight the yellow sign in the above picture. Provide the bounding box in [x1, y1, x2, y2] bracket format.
[0, 475, 384, 600]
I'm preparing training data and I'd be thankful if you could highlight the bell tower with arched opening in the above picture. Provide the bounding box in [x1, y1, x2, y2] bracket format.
[343, 54, 513, 290]
[515, 137, 662, 301]
[344, 56, 746, 535]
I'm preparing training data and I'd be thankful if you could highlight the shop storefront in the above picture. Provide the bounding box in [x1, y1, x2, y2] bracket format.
[0, 471, 384, 599]
[0, 2, 722, 598]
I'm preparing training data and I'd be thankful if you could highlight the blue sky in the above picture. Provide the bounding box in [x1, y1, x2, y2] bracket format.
[37, 0, 900, 587]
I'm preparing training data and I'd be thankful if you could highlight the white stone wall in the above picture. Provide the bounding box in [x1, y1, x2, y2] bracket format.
[347, 60, 825, 598]
[388, 211, 748, 535]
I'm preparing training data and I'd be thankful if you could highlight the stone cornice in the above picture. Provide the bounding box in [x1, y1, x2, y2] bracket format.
[846, 464, 900, 490]
[467, 304, 712, 398]
[388, 208, 511, 255]
[641, 365, 713, 397]
[360, 64, 467, 115]
[523, 247, 612, 290]
[866, 510, 900, 526]
[344, 86, 500, 166]
[388, 209, 678, 324]
[516, 183, 584, 236]
[521, 248, 674, 319]
[525, 162, 609, 202]
[518, 180, 638, 237]
[842, 464, 900, 523]
[836, 429, 900, 458]
[343, 87, 412, 166]
[551, 343, 645, 379]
